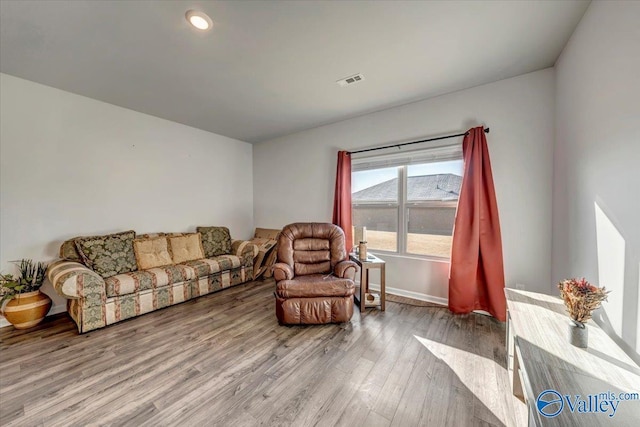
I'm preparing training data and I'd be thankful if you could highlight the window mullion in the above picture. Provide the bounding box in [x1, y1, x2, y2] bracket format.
[398, 165, 407, 254]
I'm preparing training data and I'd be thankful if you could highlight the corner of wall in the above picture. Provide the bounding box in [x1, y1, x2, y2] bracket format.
[551, 0, 640, 361]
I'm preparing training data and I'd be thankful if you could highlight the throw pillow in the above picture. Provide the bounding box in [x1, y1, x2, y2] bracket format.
[75, 230, 137, 278]
[168, 233, 205, 264]
[197, 226, 232, 257]
[59, 237, 83, 262]
[133, 236, 173, 270]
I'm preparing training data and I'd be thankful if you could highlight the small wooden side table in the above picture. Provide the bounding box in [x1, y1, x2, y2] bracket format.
[349, 254, 385, 312]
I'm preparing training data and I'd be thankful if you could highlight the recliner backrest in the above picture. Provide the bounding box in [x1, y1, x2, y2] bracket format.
[277, 223, 347, 276]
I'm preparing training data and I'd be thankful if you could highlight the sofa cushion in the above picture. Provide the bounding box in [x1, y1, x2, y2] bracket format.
[197, 226, 232, 257]
[133, 236, 173, 270]
[275, 274, 355, 298]
[75, 230, 137, 278]
[105, 264, 196, 297]
[181, 255, 242, 278]
[168, 233, 205, 264]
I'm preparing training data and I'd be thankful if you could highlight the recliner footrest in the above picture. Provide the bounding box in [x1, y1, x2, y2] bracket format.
[275, 295, 353, 325]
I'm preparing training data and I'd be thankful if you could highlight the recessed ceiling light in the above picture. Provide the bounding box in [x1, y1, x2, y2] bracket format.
[185, 10, 213, 31]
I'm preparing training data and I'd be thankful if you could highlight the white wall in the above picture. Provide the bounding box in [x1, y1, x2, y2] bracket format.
[254, 69, 555, 301]
[553, 1, 640, 361]
[0, 73, 254, 321]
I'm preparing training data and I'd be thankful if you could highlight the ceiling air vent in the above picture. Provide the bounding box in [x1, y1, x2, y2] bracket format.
[337, 73, 365, 87]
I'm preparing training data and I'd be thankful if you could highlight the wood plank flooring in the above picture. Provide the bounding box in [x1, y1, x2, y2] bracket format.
[0, 280, 526, 426]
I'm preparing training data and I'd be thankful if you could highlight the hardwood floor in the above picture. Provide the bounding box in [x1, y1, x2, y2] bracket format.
[0, 280, 526, 426]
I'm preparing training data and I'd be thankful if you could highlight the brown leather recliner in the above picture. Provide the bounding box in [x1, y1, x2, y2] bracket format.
[273, 223, 358, 325]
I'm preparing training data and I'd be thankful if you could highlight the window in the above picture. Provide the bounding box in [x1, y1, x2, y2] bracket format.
[351, 146, 463, 259]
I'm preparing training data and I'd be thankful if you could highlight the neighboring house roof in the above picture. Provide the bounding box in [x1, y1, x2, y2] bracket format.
[352, 174, 462, 202]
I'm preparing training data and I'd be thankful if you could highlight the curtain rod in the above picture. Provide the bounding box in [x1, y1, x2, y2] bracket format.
[348, 127, 490, 155]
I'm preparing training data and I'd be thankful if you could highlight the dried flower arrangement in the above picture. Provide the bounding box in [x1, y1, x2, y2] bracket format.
[558, 277, 609, 325]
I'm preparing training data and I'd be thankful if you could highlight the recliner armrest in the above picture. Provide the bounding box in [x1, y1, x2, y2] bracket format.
[272, 263, 294, 281]
[334, 260, 358, 280]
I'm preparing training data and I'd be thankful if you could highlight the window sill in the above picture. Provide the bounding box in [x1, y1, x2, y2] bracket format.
[368, 250, 451, 264]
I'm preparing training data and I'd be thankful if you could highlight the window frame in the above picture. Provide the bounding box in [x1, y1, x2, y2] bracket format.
[351, 145, 463, 260]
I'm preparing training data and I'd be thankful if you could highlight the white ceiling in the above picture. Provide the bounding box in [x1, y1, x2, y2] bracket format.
[0, 1, 590, 143]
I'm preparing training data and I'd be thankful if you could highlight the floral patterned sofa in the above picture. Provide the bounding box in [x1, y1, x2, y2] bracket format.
[46, 227, 258, 333]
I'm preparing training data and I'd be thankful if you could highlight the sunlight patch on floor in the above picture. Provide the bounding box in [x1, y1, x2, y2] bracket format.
[413, 334, 517, 425]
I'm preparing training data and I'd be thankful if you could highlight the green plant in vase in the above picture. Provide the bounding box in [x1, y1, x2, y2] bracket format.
[0, 259, 48, 303]
[0, 273, 21, 305]
[1, 259, 52, 329]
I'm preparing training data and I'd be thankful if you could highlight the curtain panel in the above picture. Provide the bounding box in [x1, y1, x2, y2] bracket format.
[448, 126, 506, 321]
[332, 150, 353, 254]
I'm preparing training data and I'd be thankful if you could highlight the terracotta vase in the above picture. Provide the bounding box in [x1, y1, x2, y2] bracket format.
[3, 290, 52, 329]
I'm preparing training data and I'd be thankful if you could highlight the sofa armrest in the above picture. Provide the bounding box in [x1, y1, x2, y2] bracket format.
[272, 263, 294, 281]
[231, 240, 259, 270]
[46, 260, 106, 306]
[334, 260, 358, 280]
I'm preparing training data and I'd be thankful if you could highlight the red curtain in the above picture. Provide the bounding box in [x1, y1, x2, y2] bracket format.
[449, 126, 506, 321]
[332, 151, 353, 254]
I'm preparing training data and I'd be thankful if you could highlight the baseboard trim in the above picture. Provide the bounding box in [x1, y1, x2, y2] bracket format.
[366, 283, 448, 307]
[0, 303, 66, 329]
[364, 283, 496, 316]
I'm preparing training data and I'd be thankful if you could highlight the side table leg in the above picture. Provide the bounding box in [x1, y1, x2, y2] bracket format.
[361, 267, 368, 313]
[380, 264, 385, 311]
